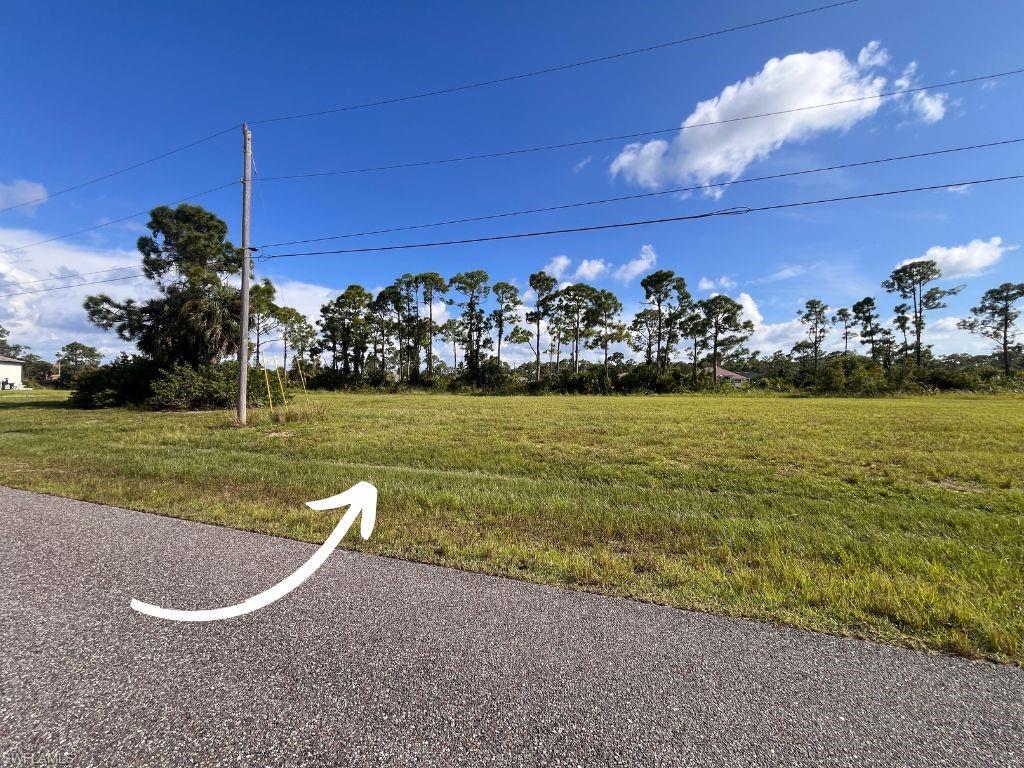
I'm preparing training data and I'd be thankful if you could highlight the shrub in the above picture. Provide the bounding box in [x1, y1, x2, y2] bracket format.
[473, 358, 526, 392]
[617, 364, 680, 393]
[845, 361, 888, 395]
[307, 367, 372, 391]
[148, 362, 270, 410]
[885, 363, 923, 394]
[71, 358, 278, 410]
[917, 366, 985, 392]
[752, 376, 794, 393]
[69, 355, 159, 409]
[545, 368, 602, 394]
[814, 362, 847, 393]
[525, 379, 547, 395]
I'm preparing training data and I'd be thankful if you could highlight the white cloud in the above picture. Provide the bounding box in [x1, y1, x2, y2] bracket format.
[738, 292, 806, 353]
[857, 40, 890, 69]
[751, 264, 807, 284]
[0, 227, 149, 361]
[899, 236, 1013, 278]
[895, 61, 947, 123]
[543, 254, 572, 280]
[611, 45, 889, 192]
[0, 179, 48, 214]
[573, 258, 609, 281]
[911, 90, 947, 123]
[614, 244, 657, 283]
[698, 275, 737, 291]
[610, 42, 945, 194]
[426, 299, 451, 324]
[270, 277, 339, 325]
[573, 156, 592, 173]
[737, 292, 763, 325]
[925, 315, 991, 355]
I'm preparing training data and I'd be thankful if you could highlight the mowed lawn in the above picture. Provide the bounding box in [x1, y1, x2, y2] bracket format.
[1, 389, 1021, 663]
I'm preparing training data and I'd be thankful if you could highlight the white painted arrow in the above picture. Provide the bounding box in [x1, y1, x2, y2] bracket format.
[130, 481, 377, 623]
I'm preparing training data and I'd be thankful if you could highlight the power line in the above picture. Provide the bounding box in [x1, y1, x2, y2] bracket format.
[0, 4, 854, 215]
[0, 253, 241, 292]
[258, 173, 1024, 260]
[0, 265, 141, 290]
[0, 125, 240, 216]
[250, 1, 859, 125]
[0, 180, 240, 257]
[255, 68, 1024, 183]
[254, 136, 1024, 249]
[0, 272, 146, 299]
[11, 69, 1018, 260]
[8, 174, 1020, 295]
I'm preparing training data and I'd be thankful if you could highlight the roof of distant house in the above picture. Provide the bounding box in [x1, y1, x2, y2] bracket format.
[714, 366, 748, 380]
[0, 355, 25, 364]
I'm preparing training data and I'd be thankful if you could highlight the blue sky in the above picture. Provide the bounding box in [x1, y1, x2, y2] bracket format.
[1, 0, 1022, 363]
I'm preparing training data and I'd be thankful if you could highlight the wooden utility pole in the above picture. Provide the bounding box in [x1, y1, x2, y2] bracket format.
[236, 123, 253, 426]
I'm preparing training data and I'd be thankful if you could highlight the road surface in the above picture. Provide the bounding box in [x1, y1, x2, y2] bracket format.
[1, 487, 1021, 767]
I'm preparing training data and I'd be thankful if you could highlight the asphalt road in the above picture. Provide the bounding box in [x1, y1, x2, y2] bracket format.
[1, 487, 1021, 767]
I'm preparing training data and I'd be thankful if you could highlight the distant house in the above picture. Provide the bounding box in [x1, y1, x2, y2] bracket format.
[712, 366, 749, 387]
[0, 355, 25, 390]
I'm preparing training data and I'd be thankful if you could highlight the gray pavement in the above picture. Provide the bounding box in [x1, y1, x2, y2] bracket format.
[0, 486, 1021, 767]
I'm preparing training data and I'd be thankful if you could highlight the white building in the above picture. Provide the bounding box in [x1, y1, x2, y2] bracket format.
[0, 355, 25, 390]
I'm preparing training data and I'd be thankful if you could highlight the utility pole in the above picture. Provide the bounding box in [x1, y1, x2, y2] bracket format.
[236, 123, 253, 426]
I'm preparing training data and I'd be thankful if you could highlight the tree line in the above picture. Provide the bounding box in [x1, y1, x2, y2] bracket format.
[4, 204, 1020, 405]
[220, 262, 1019, 397]
[249, 257, 1023, 395]
[287, 269, 758, 390]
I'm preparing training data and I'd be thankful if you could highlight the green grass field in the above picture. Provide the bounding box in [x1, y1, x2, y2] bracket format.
[1, 389, 1021, 662]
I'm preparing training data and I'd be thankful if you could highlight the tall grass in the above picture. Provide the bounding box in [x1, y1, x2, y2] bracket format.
[1, 389, 1021, 663]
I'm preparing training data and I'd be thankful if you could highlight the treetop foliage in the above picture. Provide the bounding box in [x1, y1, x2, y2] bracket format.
[53, 205, 1024, 404]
